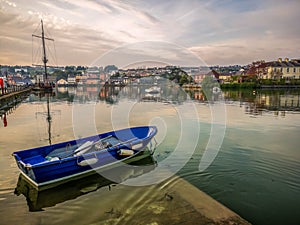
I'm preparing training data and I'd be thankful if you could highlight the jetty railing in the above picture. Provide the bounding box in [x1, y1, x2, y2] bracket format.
[0, 84, 32, 96]
[0, 85, 32, 110]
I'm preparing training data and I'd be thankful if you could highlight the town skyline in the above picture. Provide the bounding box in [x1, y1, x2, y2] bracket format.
[1, 56, 299, 69]
[1, 0, 300, 66]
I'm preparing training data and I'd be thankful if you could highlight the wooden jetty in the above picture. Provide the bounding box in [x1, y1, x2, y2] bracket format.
[0, 87, 32, 112]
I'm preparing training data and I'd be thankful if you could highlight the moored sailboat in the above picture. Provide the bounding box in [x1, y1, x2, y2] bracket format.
[32, 20, 55, 92]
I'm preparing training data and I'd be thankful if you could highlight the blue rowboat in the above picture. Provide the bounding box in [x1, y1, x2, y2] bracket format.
[12, 126, 157, 189]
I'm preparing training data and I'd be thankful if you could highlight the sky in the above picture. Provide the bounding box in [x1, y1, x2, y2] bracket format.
[0, 0, 300, 67]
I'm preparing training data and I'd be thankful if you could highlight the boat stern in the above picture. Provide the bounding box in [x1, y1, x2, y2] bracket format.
[12, 153, 38, 186]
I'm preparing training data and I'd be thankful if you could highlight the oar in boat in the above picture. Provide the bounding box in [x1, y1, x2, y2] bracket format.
[108, 137, 139, 149]
[75, 137, 140, 166]
[75, 137, 140, 157]
[70, 135, 113, 157]
[74, 136, 139, 156]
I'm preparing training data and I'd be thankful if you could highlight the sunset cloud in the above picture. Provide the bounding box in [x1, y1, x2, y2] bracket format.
[0, 0, 299, 66]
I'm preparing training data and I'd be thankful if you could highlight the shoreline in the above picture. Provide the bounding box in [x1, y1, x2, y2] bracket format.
[156, 176, 251, 225]
[93, 176, 252, 225]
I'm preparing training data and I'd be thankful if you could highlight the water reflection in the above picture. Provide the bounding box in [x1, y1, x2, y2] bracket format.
[2, 86, 299, 225]
[14, 155, 156, 212]
[224, 90, 300, 117]
[188, 89, 300, 116]
[27, 91, 62, 144]
[29, 92, 59, 145]
[55, 85, 190, 105]
[0, 92, 31, 127]
[53, 86, 300, 119]
[1, 113, 7, 127]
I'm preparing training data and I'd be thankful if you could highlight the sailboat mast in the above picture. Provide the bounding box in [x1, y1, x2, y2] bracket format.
[41, 20, 48, 82]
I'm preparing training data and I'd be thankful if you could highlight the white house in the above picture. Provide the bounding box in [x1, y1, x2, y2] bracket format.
[56, 79, 68, 86]
[67, 75, 77, 85]
[36, 74, 44, 84]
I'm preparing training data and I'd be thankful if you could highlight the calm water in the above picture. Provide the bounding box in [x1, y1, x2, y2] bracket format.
[0, 86, 299, 225]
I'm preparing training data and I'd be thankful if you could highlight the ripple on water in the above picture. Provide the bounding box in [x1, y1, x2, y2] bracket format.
[177, 142, 300, 225]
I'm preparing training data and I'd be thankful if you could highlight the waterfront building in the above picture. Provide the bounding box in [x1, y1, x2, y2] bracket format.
[219, 74, 232, 83]
[247, 58, 300, 80]
[33, 74, 56, 85]
[57, 79, 68, 86]
[48, 75, 57, 84]
[76, 75, 87, 85]
[67, 74, 77, 86]
[192, 69, 220, 84]
[241, 58, 300, 81]
[99, 73, 108, 82]
[86, 74, 100, 85]
[266, 58, 300, 80]
[36, 74, 44, 84]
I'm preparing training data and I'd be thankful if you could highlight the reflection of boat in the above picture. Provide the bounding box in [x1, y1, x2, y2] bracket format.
[14, 154, 156, 211]
[12, 126, 157, 189]
[32, 91, 59, 145]
[145, 86, 161, 94]
[56, 86, 68, 93]
[212, 86, 221, 94]
[142, 93, 161, 102]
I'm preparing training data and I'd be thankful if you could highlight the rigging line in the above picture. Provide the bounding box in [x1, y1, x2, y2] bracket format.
[44, 25, 54, 41]
[32, 22, 40, 36]
[32, 35, 33, 65]
[44, 25, 49, 37]
[50, 41, 58, 67]
[45, 31, 57, 67]
[46, 44, 55, 66]
[32, 38, 37, 62]
[53, 41, 58, 67]
[32, 41, 41, 66]
[45, 44, 50, 62]
[32, 40, 38, 65]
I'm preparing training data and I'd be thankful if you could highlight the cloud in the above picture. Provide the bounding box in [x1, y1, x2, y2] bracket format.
[0, 3, 121, 65]
[183, 0, 300, 65]
[190, 35, 300, 65]
[0, 0, 299, 66]
[88, 41, 206, 68]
